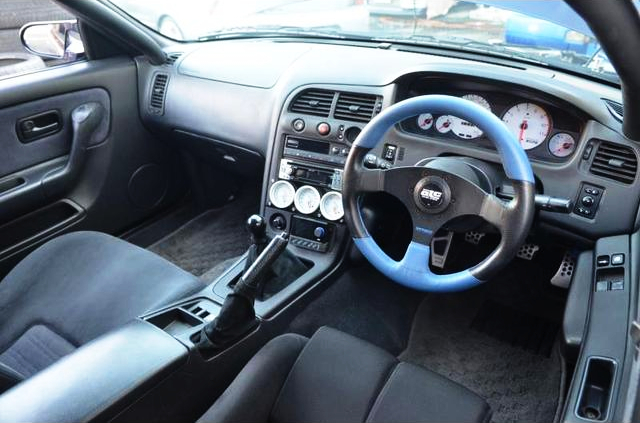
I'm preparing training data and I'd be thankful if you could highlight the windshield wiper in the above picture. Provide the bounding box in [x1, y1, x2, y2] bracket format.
[198, 25, 371, 42]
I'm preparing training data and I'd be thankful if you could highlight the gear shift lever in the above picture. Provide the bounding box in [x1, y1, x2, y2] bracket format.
[197, 217, 290, 353]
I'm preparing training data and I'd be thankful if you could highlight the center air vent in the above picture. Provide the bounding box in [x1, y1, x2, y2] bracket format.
[290, 89, 335, 117]
[589, 141, 637, 184]
[149, 73, 169, 114]
[334, 92, 380, 123]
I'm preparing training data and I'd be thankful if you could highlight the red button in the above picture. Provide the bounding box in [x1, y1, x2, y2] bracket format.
[317, 123, 330, 136]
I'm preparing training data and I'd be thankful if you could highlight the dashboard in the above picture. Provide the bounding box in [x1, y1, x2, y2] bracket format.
[136, 38, 640, 251]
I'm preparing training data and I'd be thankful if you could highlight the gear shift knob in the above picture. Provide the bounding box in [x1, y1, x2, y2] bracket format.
[246, 215, 266, 240]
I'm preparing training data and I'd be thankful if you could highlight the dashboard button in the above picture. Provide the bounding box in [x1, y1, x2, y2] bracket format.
[313, 227, 326, 240]
[597, 255, 610, 267]
[317, 122, 331, 136]
[292, 119, 305, 132]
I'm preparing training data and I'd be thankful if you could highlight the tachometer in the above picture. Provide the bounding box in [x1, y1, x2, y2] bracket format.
[452, 94, 492, 139]
[548, 133, 576, 158]
[417, 113, 434, 130]
[320, 191, 344, 221]
[294, 185, 321, 215]
[269, 180, 295, 209]
[502, 103, 551, 150]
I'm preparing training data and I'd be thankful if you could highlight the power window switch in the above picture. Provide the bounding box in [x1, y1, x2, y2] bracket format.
[611, 280, 624, 291]
[596, 255, 610, 267]
[611, 254, 625, 266]
[595, 281, 610, 292]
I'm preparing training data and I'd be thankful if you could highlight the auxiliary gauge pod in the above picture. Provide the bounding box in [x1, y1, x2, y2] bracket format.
[197, 215, 290, 353]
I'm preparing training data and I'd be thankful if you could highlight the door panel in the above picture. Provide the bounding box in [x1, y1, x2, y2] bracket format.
[0, 57, 189, 277]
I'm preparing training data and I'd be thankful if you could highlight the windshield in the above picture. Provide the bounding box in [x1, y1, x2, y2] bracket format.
[106, 0, 623, 83]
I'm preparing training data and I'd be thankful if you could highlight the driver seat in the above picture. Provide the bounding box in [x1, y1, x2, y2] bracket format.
[198, 327, 491, 423]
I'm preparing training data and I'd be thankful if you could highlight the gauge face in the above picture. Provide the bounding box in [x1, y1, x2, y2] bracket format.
[435, 115, 454, 133]
[451, 94, 492, 140]
[548, 133, 576, 158]
[416, 113, 434, 130]
[320, 191, 344, 221]
[502, 103, 551, 150]
[269, 180, 295, 209]
[294, 185, 321, 215]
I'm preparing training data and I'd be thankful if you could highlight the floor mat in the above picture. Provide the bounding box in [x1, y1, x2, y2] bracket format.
[288, 264, 424, 355]
[400, 291, 562, 423]
[148, 195, 258, 277]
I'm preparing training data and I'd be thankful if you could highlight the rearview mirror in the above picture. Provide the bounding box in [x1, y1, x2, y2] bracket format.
[20, 20, 85, 60]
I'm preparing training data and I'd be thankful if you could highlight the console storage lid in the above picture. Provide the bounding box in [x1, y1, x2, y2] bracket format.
[0, 320, 188, 423]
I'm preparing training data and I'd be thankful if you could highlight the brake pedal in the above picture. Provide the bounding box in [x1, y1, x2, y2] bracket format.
[516, 243, 539, 260]
[464, 231, 485, 245]
[550, 251, 577, 289]
[430, 231, 454, 269]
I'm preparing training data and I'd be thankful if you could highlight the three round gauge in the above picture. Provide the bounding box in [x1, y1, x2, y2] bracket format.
[269, 181, 344, 221]
[415, 94, 576, 158]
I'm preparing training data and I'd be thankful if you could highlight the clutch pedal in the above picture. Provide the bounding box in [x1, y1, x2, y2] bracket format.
[516, 243, 539, 260]
[430, 231, 454, 269]
[550, 251, 577, 289]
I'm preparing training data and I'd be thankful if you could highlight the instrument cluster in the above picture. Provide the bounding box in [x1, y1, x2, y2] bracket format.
[400, 81, 586, 162]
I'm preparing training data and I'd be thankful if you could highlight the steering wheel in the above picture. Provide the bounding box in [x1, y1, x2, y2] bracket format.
[342, 95, 536, 292]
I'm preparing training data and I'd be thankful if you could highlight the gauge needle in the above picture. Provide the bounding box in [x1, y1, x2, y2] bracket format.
[438, 120, 450, 131]
[518, 120, 528, 143]
[423, 118, 432, 125]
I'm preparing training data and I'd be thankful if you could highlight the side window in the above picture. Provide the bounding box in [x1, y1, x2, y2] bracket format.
[0, 0, 85, 80]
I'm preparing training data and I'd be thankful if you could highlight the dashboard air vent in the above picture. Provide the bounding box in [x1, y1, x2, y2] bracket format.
[290, 89, 335, 117]
[590, 141, 637, 184]
[150, 73, 169, 114]
[334, 92, 380, 123]
[603, 99, 623, 122]
[165, 52, 183, 65]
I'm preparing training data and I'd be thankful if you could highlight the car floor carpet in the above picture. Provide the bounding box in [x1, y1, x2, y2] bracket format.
[400, 288, 563, 423]
[287, 263, 425, 356]
[148, 195, 258, 278]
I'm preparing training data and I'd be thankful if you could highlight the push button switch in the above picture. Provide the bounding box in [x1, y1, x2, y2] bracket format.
[595, 281, 610, 292]
[611, 254, 625, 265]
[596, 255, 610, 267]
[611, 280, 624, 291]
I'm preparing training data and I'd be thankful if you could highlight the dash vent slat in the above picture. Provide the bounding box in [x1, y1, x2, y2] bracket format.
[149, 73, 169, 114]
[334, 92, 380, 123]
[290, 89, 335, 117]
[589, 141, 637, 184]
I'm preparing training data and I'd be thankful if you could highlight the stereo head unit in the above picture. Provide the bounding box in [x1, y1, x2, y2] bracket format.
[284, 136, 350, 166]
[279, 159, 343, 191]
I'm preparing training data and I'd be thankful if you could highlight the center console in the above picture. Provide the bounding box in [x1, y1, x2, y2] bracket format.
[262, 86, 388, 258]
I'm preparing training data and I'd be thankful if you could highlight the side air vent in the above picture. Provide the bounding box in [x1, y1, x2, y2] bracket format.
[603, 99, 623, 122]
[590, 141, 637, 184]
[165, 52, 183, 65]
[334, 92, 380, 123]
[290, 89, 335, 117]
[150, 73, 169, 114]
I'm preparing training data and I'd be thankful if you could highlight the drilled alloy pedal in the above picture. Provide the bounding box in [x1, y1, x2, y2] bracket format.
[516, 243, 539, 260]
[550, 251, 576, 289]
[464, 231, 485, 245]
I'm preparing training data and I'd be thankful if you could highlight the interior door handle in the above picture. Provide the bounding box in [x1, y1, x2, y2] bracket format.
[17, 110, 62, 142]
[41, 103, 105, 197]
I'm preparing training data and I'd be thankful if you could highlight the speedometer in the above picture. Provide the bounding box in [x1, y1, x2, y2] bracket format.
[502, 103, 551, 150]
[452, 94, 492, 139]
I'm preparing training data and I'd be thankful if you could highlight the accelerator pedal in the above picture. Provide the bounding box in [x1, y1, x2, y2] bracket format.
[516, 243, 539, 260]
[550, 251, 577, 289]
[430, 231, 454, 269]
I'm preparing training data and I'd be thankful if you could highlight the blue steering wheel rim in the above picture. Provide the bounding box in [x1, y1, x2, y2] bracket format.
[349, 95, 534, 292]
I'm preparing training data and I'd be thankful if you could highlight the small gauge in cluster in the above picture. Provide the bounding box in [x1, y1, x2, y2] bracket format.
[294, 185, 321, 215]
[416, 113, 434, 131]
[320, 191, 344, 221]
[548, 133, 576, 158]
[269, 180, 295, 209]
[435, 115, 454, 133]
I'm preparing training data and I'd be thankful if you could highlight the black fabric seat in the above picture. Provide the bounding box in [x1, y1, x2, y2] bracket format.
[199, 327, 491, 423]
[0, 231, 204, 392]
